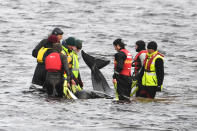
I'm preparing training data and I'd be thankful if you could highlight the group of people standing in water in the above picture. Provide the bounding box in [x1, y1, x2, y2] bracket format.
[32, 28, 83, 98]
[31, 27, 164, 100]
[113, 38, 164, 100]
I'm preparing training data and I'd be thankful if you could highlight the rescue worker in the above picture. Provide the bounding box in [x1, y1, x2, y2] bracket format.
[61, 37, 77, 91]
[62, 37, 75, 70]
[132, 40, 147, 76]
[42, 35, 60, 64]
[44, 43, 71, 97]
[32, 28, 63, 86]
[112, 38, 133, 100]
[130, 40, 147, 97]
[137, 41, 164, 98]
[71, 39, 84, 93]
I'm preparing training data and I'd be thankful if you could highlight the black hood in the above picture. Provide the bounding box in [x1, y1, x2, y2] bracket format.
[136, 40, 146, 52]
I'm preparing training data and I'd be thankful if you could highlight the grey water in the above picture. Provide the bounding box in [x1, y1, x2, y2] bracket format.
[0, 0, 197, 130]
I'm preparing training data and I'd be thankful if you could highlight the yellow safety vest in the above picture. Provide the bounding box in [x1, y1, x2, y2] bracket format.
[142, 51, 164, 89]
[37, 47, 51, 63]
[62, 46, 73, 78]
[72, 51, 79, 78]
[62, 46, 73, 68]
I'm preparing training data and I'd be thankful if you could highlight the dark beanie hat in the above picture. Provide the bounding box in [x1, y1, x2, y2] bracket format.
[147, 41, 157, 50]
[136, 40, 146, 52]
[52, 28, 63, 35]
[48, 35, 59, 43]
[66, 37, 76, 46]
[76, 39, 83, 49]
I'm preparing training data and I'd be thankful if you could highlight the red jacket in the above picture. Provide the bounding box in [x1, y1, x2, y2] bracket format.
[114, 49, 132, 76]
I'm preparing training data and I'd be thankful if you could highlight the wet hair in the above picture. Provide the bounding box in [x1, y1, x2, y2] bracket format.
[147, 41, 157, 51]
[52, 43, 62, 53]
[113, 38, 126, 49]
[136, 40, 146, 52]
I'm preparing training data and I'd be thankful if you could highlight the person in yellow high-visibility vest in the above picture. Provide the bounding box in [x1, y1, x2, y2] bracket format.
[61, 37, 79, 96]
[137, 41, 164, 98]
[61, 37, 75, 69]
[71, 39, 83, 92]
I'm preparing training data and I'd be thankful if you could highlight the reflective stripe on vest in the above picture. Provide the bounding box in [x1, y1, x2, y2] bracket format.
[72, 52, 79, 78]
[62, 46, 73, 68]
[134, 50, 147, 75]
[61, 47, 67, 79]
[37, 47, 50, 63]
[114, 49, 132, 76]
[45, 52, 62, 71]
[142, 51, 164, 87]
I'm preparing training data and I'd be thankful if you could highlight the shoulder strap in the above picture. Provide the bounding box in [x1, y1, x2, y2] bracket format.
[146, 52, 164, 71]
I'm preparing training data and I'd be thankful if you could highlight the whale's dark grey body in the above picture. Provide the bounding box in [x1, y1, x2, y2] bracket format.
[75, 90, 113, 99]
[80, 50, 115, 98]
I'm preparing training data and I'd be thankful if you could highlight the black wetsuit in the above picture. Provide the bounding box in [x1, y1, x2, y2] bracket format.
[137, 58, 164, 98]
[43, 52, 71, 97]
[113, 50, 132, 100]
[32, 39, 52, 86]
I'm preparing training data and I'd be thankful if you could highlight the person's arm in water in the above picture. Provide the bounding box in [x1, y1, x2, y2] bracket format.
[155, 58, 164, 87]
[60, 53, 71, 82]
[113, 51, 127, 79]
[32, 39, 47, 58]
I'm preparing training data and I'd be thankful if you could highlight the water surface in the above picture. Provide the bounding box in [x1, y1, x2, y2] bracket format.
[0, 0, 197, 130]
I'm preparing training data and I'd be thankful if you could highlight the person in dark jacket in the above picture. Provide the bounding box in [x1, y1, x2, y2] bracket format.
[31, 28, 63, 86]
[132, 40, 147, 76]
[137, 41, 164, 98]
[112, 38, 133, 100]
[130, 40, 147, 97]
[44, 43, 71, 97]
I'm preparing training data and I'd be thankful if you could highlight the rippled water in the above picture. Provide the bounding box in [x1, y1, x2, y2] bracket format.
[0, 0, 197, 130]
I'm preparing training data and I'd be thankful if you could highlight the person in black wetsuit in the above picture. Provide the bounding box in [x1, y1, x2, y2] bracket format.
[44, 43, 71, 97]
[137, 41, 164, 98]
[112, 38, 133, 100]
[31, 28, 63, 86]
